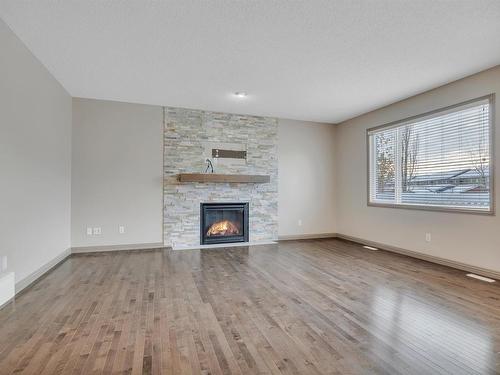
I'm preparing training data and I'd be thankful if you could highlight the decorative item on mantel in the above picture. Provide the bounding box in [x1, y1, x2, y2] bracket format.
[205, 158, 214, 174]
[212, 149, 247, 160]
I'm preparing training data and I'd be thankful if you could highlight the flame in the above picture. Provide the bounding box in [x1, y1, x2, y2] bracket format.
[207, 220, 240, 236]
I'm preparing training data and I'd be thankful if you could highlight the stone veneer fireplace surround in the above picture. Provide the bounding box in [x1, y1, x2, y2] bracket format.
[163, 107, 278, 249]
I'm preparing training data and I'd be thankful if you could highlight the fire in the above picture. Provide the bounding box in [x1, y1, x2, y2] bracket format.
[206, 220, 240, 236]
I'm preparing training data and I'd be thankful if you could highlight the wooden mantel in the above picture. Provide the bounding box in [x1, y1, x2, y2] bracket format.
[177, 173, 270, 183]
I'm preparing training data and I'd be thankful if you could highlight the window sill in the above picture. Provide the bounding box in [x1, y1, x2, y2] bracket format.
[367, 201, 495, 216]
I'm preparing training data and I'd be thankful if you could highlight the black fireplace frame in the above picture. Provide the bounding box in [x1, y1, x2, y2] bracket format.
[200, 202, 249, 245]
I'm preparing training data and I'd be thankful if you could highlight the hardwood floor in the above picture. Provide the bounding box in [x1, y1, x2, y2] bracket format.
[1, 238, 499, 374]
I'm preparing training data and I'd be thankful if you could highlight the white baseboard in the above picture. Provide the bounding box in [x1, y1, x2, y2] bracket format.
[278, 233, 337, 241]
[336, 233, 500, 281]
[0, 272, 15, 308]
[71, 242, 164, 254]
[15, 247, 71, 293]
[172, 240, 277, 251]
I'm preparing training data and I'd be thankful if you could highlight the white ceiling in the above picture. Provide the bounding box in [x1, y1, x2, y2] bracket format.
[1, 1, 500, 123]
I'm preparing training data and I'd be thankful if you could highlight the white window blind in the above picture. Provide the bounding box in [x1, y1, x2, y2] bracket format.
[368, 96, 493, 212]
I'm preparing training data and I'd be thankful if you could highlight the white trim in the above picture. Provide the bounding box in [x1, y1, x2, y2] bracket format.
[71, 242, 164, 254]
[278, 233, 337, 241]
[336, 233, 500, 281]
[15, 248, 71, 293]
[0, 272, 15, 308]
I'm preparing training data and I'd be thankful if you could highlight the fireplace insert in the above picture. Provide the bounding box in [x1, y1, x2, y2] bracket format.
[200, 202, 249, 245]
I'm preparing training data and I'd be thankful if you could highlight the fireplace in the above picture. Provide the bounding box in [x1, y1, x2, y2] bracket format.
[200, 202, 249, 245]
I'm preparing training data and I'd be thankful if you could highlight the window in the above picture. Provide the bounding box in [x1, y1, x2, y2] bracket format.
[368, 95, 494, 213]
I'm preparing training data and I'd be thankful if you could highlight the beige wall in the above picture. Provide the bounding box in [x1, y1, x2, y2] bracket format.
[71, 98, 163, 248]
[335, 65, 500, 273]
[278, 119, 336, 237]
[0, 19, 72, 288]
[71, 101, 336, 247]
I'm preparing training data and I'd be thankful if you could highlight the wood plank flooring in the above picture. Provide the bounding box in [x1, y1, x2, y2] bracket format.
[1, 238, 500, 374]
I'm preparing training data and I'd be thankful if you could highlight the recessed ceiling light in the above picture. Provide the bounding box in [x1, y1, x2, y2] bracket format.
[234, 92, 247, 98]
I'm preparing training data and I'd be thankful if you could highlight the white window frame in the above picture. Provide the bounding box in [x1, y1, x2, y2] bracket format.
[366, 94, 495, 215]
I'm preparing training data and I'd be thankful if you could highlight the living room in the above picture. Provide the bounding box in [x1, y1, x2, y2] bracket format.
[1, 1, 500, 374]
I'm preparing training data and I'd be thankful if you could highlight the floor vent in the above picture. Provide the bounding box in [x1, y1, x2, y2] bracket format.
[466, 273, 495, 283]
[363, 245, 378, 251]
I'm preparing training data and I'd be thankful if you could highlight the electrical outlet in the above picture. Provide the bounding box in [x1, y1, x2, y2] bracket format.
[119, 225, 125, 234]
[425, 233, 431, 242]
[298, 219, 302, 226]
[1, 256, 7, 272]
[93, 227, 102, 235]
[86, 227, 93, 236]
